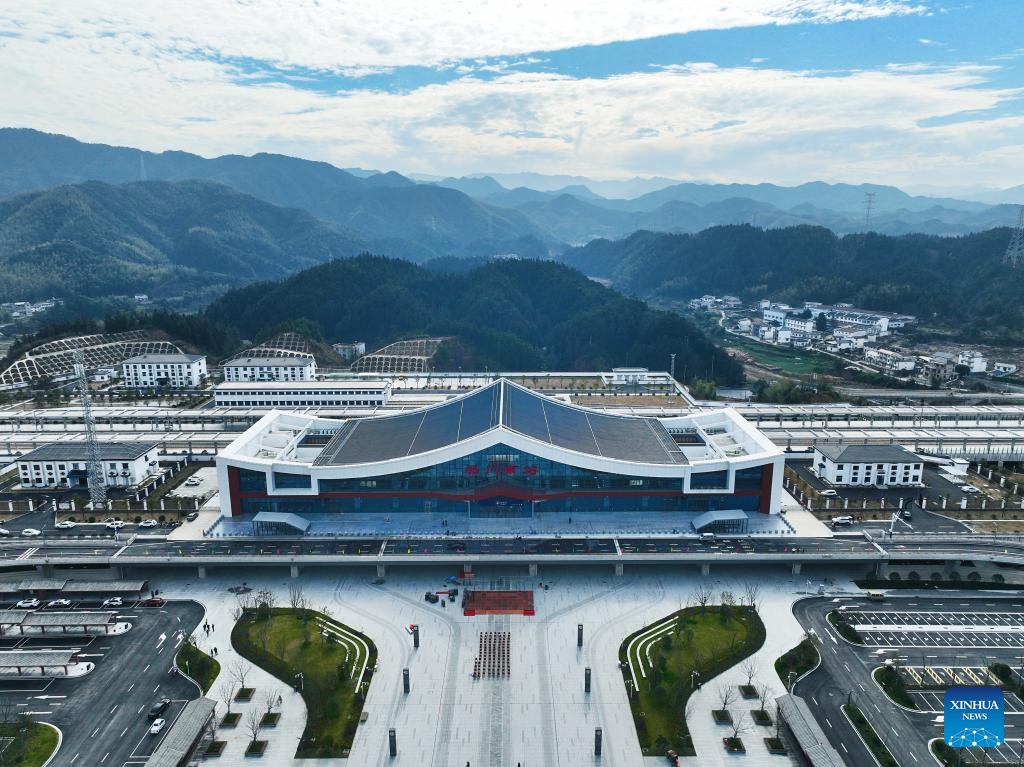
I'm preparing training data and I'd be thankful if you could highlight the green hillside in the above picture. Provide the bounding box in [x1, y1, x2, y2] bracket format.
[0, 179, 366, 304]
[205, 255, 743, 383]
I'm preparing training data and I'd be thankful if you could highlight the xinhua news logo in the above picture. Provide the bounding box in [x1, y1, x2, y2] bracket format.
[945, 686, 1004, 748]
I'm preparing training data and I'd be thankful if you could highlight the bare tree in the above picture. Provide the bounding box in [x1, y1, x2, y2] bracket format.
[245, 706, 262, 744]
[741, 658, 759, 687]
[228, 659, 251, 690]
[256, 588, 276, 615]
[690, 584, 713, 612]
[0, 696, 13, 724]
[743, 582, 762, 613]
[218, 680, 238, 716]
[716, 683, 737, 712]
[288, 584, 307, 612]
[231, 591, 253, 621]
[729, 710, 748, 740]
[756, 681, 773, 712]
[264, 688, 280, 716]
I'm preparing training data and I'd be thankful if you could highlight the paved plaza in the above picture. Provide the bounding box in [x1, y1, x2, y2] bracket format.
[152, 561, 845, 767]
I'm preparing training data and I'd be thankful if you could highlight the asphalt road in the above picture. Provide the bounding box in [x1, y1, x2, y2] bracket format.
[793, 594, 1024, 766]
[0, 601, 203, 767]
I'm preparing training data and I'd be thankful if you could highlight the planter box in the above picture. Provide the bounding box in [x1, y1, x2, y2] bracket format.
[221, 713, 241, 727]
[235, 688, 255, 702]
[205, 741, 226, 757]
[260, 712, 280, 727]
[712, 709, 734, 725]
[764, 737, 788, 755]
[245, 740, 268, 757]
[722, 737, 746, 753]
[739, 685, 758, 699]
[751, 709, 773, 726]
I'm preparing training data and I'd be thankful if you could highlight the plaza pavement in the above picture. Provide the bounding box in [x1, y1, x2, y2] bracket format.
[150, 558, 858, 767]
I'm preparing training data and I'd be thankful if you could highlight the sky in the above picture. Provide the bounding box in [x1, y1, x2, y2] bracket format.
[1, 1, 1023, 192]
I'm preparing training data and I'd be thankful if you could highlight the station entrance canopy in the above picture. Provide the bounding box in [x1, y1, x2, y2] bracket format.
[253, 511, 311, 535]
[691, 509, 749, 534]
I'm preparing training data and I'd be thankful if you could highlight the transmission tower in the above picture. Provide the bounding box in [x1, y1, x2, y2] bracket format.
[863, 191, 875, 231]
[73, 349, 107, 508]
[1003, 207, 1024, 268]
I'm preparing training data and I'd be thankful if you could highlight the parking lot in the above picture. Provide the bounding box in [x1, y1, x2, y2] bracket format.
[844, 608, 1024, 647]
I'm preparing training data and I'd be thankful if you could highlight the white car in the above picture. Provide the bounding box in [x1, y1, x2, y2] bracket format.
[47, 598, 72, 608]
[105, 520, 126, 530]
[0, 528, 10, 537]
[102, 597, 123, 608]
[819, 489, 838, 497]
[16, 598, 40, 609]
[960, 485, 982, 494]
[149, 718, 166, 735]
[21, 529, 41, 537]
[55, 521, 77, 529]
[139, 519, 159, 528]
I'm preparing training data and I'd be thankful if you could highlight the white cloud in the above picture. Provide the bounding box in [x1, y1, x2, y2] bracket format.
[0, 1, 925, 71]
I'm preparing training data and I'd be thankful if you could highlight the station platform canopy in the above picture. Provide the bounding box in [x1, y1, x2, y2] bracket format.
[0, 650, 78, 671]
[776, 694, 845, 767]
[691, 509, 749, 532]
[253, 511, 311, 535]
[144, 697, 217, 767]
[314, 378, 687, 467]
[15, 579, 147, 594]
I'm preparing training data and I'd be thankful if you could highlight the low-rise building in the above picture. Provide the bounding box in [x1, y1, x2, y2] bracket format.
[332, 342, 366, 362]
[864, 347, 916, 372]
[993, 362, 1018, 377]
[121, 354, 207, 389]
[18, 443, 159, 489]
[958, 350, 988, 374]
[213, 381, 391, 408]
[222, 354, 317, 382]
[813, 443, 922, 487]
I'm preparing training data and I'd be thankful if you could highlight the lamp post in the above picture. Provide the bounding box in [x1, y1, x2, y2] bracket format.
[787, 671, 796, 692]
[294, 672, 304, 692]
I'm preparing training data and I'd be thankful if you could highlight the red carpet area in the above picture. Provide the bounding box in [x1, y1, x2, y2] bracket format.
[462, 590, 535, 616]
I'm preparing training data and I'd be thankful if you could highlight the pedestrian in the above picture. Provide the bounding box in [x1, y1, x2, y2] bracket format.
[211, 623, 214, 631]
[278, 694, 282, 706]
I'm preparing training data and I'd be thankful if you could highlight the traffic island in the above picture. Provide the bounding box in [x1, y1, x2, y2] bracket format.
[0, 720, 58, 767]
[231, 603, 377, 758]
[244, 740, 268, 757]
[619, 604, 766, 757]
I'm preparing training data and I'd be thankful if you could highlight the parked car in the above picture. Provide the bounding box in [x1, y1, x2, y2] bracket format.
[105, 520, 126, 530]
[142, 597, 166, 607]
[960, 485, 982, 494]
[21, 529, 41, 537]
[15, 598, 40, 609]
[185, 477, 202, 486]
[819, 489, 838, 497]
[46, 599, 72, 608]
[102, 597, 123, 608]
[147, 698, 170, 720]
[424, 591, 440, 604]
[185, 512, 199, 522]
[139, 519, 158, 528]
[0, 528, 10, 537]
[149, 717, 166, 735]
[55, 520, 77, 529]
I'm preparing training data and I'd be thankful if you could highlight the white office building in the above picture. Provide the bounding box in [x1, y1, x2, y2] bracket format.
[813, 443, 922, 487]
[222, 355, 317, 382]
[213, 381, 391, 408]
[18, 443, 159, 489]
[122, 354, 207, 389]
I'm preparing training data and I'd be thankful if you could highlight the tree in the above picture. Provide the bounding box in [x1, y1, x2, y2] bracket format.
[690, 584, 713, 613]
[288, 584, 308, 613]
[245, 706, 262, 744]
[228, 659, 251, 691]
[741, 658, 759, 687]
[218, 680, 238, 716]
[255, 588, 276, 619]
[729, 710, 748, 740]
[264, 688, 280, 716]
[814, 312, 829, 332]
[716, 683, 737, 712]
[756, 682, 773, 713]
[719, 590, 735, 623]
[743, 582, 762, 614]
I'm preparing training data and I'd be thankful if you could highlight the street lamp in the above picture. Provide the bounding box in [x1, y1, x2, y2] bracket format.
[787, 671, 796, 692]
[294, 672, 304, 692]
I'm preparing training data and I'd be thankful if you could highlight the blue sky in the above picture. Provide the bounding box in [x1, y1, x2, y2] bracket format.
[1, 1, 1023, 192]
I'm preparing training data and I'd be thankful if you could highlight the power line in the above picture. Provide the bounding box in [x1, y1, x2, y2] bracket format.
[73, 348, 107, 509]
[863, 191, 875, 231]
[1003, 206, 1024, 268]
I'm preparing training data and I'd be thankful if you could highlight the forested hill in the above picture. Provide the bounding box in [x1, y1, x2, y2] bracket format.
[562, 225, 1024, 340]
[205, 256, 743, 382]
[0, 179, 367, 304]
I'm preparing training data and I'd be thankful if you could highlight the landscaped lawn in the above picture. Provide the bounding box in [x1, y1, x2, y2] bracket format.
[176, 641, 220, 692]
[620, 605, 766, 756]
[232, 607, 376, 758]
[727, 336, 831, 375]
[0, 720, 58, 766]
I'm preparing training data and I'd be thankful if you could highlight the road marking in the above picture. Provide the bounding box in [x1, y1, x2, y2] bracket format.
[127, 683, 134, 693]
[137, 705, 144, 714]
[154, 684, 160, 692]
[91, 727, 100, 738]
[156, 632, 166, 648]
[100, 752, 109, 763]
[858, 683, 865, 691]
[812, 696, 818, 706]
[825, 717, 832, 728]
[24, 710, 51, 714]
[143, 664, 150, 673]
[109, 704, 118, 715]
[70, 755, 78, 764]
[910, 750, 919, 761]
[841, 743, 848, 753]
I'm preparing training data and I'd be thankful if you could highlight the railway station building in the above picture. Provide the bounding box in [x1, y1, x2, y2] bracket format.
[216, 379, 783, 523]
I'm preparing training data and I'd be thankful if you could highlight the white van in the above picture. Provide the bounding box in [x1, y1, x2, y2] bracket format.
[831, 516, 854, 526]
[699, 532, 717, 541]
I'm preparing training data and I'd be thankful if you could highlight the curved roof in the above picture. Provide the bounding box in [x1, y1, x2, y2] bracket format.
[313, 379, 686, 467]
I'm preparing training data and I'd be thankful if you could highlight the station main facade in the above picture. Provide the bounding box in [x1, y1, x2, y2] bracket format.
[216, 379, 783, 522]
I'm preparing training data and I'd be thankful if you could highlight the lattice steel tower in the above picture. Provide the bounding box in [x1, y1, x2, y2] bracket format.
[1003, 206, 1024, 268]
[73, 348, 107, 508]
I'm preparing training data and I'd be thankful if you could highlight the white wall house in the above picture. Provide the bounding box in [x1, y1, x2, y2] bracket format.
[783, 316, 815, 333]
[213, 381, 391, 408]
[222, 355, 317, 382]
[18, 443, 159, 489]
[864, 347, 916, 372]
[122, 354, 207, 389]
[957, 350, 988, 374]
[813, 443, 922, 487]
